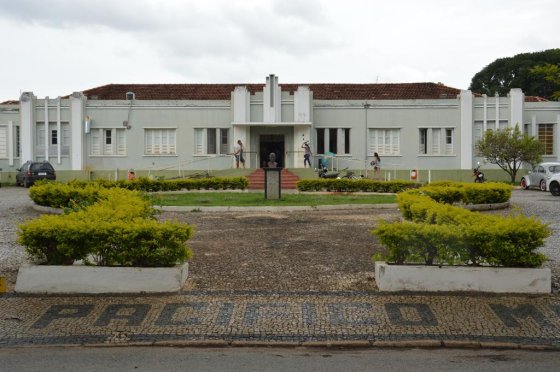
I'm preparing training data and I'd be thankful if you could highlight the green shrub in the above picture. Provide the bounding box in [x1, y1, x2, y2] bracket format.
[296, 179, 421, 193]
[19, 187, 193, 267]
[89, 219, 193, 267]
[375, 182, 548, 267]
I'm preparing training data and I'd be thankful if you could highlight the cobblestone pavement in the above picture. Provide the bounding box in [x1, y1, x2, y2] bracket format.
[1, 186, 559, 348]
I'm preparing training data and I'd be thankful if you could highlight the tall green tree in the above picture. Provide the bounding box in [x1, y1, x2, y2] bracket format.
[531, 63, 560, 100]
[476, 124, 544, 183]
[469, 49, 560, 100]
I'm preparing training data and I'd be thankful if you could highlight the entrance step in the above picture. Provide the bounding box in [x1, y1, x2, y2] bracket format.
[247, 168, 300, 190]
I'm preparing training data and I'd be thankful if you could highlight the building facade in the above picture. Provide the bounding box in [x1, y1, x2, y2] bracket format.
[1, 74, 559, 173]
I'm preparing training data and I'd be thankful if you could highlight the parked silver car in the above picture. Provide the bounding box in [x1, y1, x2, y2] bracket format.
[547, 173, 560, 196]
[520, 162, 560, 191]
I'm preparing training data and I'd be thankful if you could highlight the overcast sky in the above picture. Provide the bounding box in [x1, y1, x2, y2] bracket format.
[0, 0, 558, 102]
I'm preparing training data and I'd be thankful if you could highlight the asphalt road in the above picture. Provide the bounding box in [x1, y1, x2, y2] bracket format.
[1, 346, 560, 371]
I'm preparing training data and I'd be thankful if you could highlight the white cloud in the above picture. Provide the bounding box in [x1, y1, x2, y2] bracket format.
[0, 0, 559, 102]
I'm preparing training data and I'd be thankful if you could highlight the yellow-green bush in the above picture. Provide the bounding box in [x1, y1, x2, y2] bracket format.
[18, 188, 193, 267]
[297, 179, 421, 193]
[374, 182, 548, 267]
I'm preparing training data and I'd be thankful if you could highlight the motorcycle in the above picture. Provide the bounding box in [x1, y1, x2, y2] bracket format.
[473, 165, 485, 183]
[316, 159, 340, 178]
[317, 166, 339, 178]
[337, 168, 363, 180]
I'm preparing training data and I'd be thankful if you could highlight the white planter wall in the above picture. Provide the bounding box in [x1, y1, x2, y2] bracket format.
[15, 263, 189, 294]
[375, 262, 551, 293]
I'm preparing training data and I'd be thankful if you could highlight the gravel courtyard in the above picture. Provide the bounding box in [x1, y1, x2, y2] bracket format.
[1, 186, 558, 292]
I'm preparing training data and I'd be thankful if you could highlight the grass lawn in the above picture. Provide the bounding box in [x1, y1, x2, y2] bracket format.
[153, 192, 396, 207]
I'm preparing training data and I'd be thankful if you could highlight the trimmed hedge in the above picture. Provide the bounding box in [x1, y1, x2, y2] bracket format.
[29, 177, 248, 209]
[66, 176, 248, 192]
[18, 188, 193, 267]
[297, 179, 421, 193]
[373, 182, 549, 267]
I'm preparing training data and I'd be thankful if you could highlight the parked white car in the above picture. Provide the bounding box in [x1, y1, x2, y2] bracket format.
[547, 173, 560, 196]
[520, 162, 560, 191]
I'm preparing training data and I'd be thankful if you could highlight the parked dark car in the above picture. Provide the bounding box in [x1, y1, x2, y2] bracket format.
[16, 161, 56, 187]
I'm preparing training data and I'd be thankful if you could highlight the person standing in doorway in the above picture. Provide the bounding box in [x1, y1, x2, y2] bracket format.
[233, 140, 246, 168]
[302, 141, 312, 168]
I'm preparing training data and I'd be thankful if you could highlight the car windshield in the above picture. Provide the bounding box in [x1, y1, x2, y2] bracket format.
[30, 163, 54, 171]
[549, 165, 560, 174]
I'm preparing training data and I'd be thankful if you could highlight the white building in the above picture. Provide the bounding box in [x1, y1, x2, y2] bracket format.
[0, 74, 558, 174]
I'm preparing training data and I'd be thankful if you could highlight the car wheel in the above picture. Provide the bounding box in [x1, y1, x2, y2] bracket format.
[23, 179, 30, 188]
[551, 182, 560, 196]
[520, 178, 529, 189]
[540, 179, 547, 192]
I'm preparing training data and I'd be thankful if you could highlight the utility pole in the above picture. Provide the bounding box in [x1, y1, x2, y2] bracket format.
[364, 103, 371, 176]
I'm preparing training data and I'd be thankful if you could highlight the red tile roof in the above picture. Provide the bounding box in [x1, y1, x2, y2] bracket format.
[525, 96, 549, 102]
[79, 82, 462, 101]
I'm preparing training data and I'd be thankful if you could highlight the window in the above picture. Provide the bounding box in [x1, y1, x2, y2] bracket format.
[369, 129, 400, 155]
[344, 128, 351, 154]
[194, 128, 229, 155]
[432, 128, 441, 154]
[486, 120, 495, 131]
[419, 128, 427, 154]
[145, 128, 176, 155]
[538, 123, 554, 155]
[329, 128, 338, 154]
[51, 130, 58, 145]
[419, 127, 453, 155]
[91, 128, 127, 156]
[0, 125, 7, 158]
[194, 128, 203, 155]
[15, 126, 20, 158]
[316, 128, 325, 154]
[220, 129, 229, 154]
[207, 128, 216, 154]
[445, 128, 454, 155]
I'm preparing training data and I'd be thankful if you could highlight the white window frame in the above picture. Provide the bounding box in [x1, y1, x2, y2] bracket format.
[431, 128, 441, 154]
[90, 128, 127, 156]
[144, 128, 176, 156]
[194, 128, 230, 155]
[445, 128, 454, 155]
[0, 125, 8, 159]
[368, 128, 400, 156]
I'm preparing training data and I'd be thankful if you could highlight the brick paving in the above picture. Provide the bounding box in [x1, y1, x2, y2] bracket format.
[1, 291, 560, 348]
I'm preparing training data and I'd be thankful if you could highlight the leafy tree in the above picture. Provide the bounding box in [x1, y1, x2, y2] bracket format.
[469, 49, 560, 100]
[476, 124, 544, 183]
[531, 63, 560, 100]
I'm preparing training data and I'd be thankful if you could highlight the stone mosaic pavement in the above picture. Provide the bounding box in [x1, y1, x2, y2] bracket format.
[1, 291, 560, 348]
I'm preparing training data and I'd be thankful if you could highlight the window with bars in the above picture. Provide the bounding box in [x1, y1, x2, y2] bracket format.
[368, 128, 400, 155]
[538, 123, 554, 155]
[145, 128, 175, 155]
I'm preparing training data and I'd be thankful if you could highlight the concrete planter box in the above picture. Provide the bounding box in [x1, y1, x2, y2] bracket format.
[374, 262, 551, 293]
[15, 262, 189, 294]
